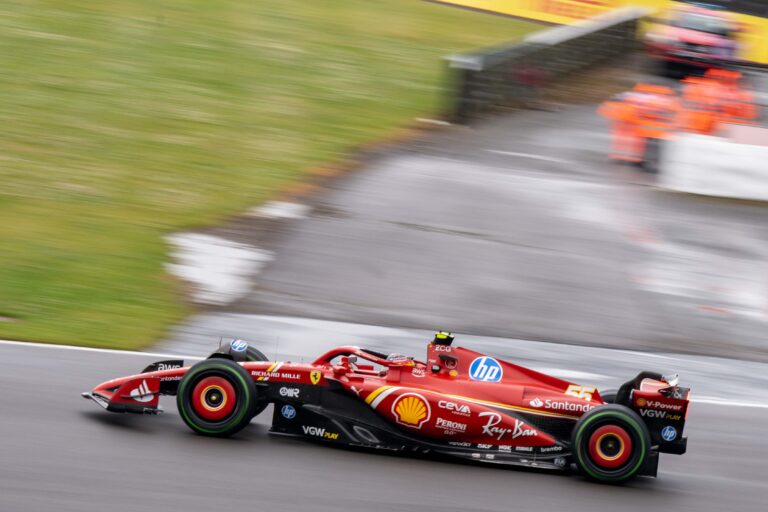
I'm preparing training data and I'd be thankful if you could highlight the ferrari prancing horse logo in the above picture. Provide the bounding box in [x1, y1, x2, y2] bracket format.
[310, 370, 322, 385]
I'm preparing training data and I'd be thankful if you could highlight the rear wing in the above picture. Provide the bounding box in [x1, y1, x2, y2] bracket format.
[616, 371, 690, 455]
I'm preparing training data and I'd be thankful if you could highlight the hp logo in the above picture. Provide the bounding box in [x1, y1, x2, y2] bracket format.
[469, 357, 503, 382]
[661, 425, 677, 442]
[281, 404, 297, 420]
[230, 339, 248, 352]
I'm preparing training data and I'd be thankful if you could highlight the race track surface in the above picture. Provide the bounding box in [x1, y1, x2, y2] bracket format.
[2, 335, 766, 512]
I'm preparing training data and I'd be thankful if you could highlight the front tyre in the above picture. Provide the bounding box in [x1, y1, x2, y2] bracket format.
[572, 404, 650, 483]
[177, 359, 257, 437]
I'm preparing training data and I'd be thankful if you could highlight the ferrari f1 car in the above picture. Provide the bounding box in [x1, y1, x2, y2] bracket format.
[83, 332, 690, 483]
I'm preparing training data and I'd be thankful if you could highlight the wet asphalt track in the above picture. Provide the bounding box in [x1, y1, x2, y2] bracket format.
[2, 337, 767, 512]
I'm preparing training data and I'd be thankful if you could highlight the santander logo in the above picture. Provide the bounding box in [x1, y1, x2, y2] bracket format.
[129, 380, 154, 403]
[529, 398, 543, 408]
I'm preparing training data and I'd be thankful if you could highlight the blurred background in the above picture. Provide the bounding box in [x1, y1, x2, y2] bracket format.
[2, 1, 768, 511]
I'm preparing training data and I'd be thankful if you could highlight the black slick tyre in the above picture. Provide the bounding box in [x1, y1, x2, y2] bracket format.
[600, 389, 618, 404]
[177, 358, 257, 437]
[571, 404, 651, 483]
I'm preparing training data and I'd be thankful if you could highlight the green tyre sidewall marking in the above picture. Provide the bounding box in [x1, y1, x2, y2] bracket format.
[574, 409, 648, 482]
[177, 362, 253, 436]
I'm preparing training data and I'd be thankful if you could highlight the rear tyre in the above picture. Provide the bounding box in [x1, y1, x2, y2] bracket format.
[177, 359, 258, 437]
[600, 389, 618, 404]
[571, 404, 650, 483]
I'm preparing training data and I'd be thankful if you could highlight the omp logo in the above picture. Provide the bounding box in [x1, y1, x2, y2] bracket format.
[392, 393, 431, 429]
[129, 380, 154, 403]
[469, 357, 503, 382]
[302, 425, 339, 440]
[438, 400, 471, 416]
[529, 398, 543, 408]
[279, 387, 300, 398]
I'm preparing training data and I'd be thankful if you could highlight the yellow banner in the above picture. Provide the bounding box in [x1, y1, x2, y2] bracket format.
[436, 0, 768, 64]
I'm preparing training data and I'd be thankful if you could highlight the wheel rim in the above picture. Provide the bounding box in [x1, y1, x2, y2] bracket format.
[191, 376, 237, 421]
[588, 425, 633, 469]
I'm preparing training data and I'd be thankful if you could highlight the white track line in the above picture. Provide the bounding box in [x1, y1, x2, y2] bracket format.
[486, 149, 569, 164]
[0, 339, 201, 361]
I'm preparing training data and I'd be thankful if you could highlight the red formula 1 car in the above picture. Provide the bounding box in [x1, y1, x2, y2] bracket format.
[83, 332, 690, 483]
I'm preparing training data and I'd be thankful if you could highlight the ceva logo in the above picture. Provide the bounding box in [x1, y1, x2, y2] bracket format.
[469, 357, 503, 382]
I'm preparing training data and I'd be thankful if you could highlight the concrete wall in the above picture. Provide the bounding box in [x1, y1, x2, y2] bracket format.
[659, 129, 768, 201]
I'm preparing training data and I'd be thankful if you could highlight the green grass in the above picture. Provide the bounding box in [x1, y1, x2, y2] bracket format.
[0, 0, 535, 349]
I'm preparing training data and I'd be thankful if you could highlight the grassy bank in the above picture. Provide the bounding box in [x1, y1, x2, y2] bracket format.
[0, 0, 535, 349]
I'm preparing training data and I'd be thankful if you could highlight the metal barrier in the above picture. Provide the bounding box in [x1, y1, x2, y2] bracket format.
[446, 7, 649, 123]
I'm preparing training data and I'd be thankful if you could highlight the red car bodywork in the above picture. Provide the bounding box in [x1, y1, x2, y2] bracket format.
[84, 337, 690, 479]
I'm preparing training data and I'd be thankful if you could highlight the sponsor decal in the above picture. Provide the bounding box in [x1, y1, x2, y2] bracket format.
[477, 443, 493, 449]
[350, 386, 362, 396]
[411, 367, 426, 378]
[540, 445, 563, 453]
[157, 362, 183, 371]
[554, 457, 567, 468]
[279, 387, 300, 398]
[448, 441, 472, 447]
[498, 445, 512, 452]
[436, 418, 467, 432]
[637, 399, 683, 412]
[281, 404, 296, 419]
[230, 339, 248, 352]
[530, 398, 594, 413]
[471, 453, 481, 459]
[250, 366, 301, 381]
[478, 412, 537, 440]
[160, 375, 182, 382]
[639, 409, 680, 421]
[310, 370, 322, 385]
[302, 425, 339, 440]
[564, 385, 596, 401]
[392, 393, 431, 429]
[438, 400, 471, 416]
[434, 345, 452, 352]
[469, 357, 503, 382]
[485, 454, 495, 460]
[661, 425, 678, 442]
[129, 380, 154, 403]
[515, 446, 533, 452]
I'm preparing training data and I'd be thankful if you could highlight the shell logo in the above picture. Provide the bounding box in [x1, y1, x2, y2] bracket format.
[392, 393, 431, 429]
[636, 398, 647, 407]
